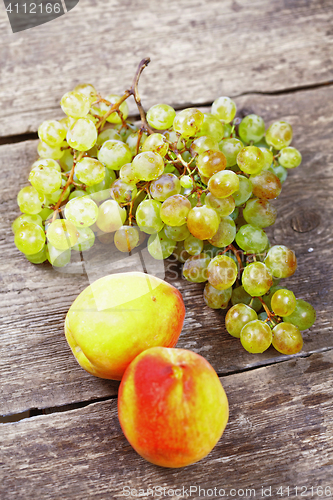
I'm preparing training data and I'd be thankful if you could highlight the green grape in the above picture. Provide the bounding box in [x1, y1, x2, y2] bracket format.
[47, 219, 78, 250]
[110, 179, 137, 203]
[236, 224, 269, 254]
[208, 170, 239, 199]
[258, 312, 268, 322]
[38, 206, 53, 221]
[180, 175, 193, 189]
[119, 163, 139, 185]
[191, 136, 219, 155]
[66, 118, 97, 151]
[250, 170, 281, 200]
[218, 138, 244, 167]
[196, 113, 224, 142]
[265, 245, 297, 278]
[271, 289, 296, 317]
[96, 199, 127, 233]
[240, 320, 272, 353]
[160, 194, 191, 226]
[259, 147, 274, 170]
[114, 226, 140, 252]
[243, 198, 277, 228]
[85, 168, 116, 201]
[96, 128, 121, 146]
[29, 165, 62, 194]
[68, 190, 86, 200]
[64, 196, 98, 227]
[142, 133, 169, 157]
[164, 224, 190, 241]
[184, 235, 204, 255]
[38, 120, 67, 147]
[75, 157, 105, 186]
[173, 108, 204, 137]
[37, 141, 64, 160]
[232, 175, 253, 206]
[148, 231, 176, 260]
[229, 207, 239, 221]
[196, 150, 227, 178]
[211, 97, 236, 123]
[242, 262, 273, 296]
[237, 146, 265, 175]
[132, 151, 164, 181]
[26, 245, 47, 264]
[204, 283, 232, 309]
[207, 255, 238, 290]
[283, 299, 316, 331]
[59, 116, 75, 130]
[266, 121, 293, 150]
[14, 223, 46, 255]
[183, 253, 211, 283]
[136, 199, 164, 234]
[105, 94, 129, 124]
[272, 323, 303, 354]
[149, 174, 181, 201]
[46, 243, 71, 268]
[146, 103, 176, 130]
[223, 123, 234, 138]
[208, 216, 236, 248]
[187, 205, 220, 240]
[205, 192, 235, 217]
[269, 164, 288, 184]
[262, 285, 285, 310]
[60, 91, 90, 118]
[173, 241, 191, 263]
[278, 147, 302, 169]
[225, 303, 258, 338]
[72, 227, 95, 251]
[238, 114, 265, 144]
[17, 186, 45, 215]
[59, 148, 74, 172]
[12, 214, 43, 233]
[126, 131, 148, 155]
[74, 83, 97, 103]
[231, 286, 262, 312]
[98, 140, 132, 170]
[31, 158, 61, 173]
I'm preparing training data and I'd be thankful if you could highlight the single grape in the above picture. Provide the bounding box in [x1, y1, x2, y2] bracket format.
[208, 170, 239, 199]
[269, 164, 288, 184]
[135, 199, 164, 234]
[46, 243, 71, 268]
[66, 118, 97, 151]
[262, 285, 285, 310]
[74, 83, 97, 103]
[218, 138, 244, 167]
[283, 299, 316, 330]
[132, 151, 164, 181]
[142, 133, 169, 157]
[149, 174, 181, 202]
[231, 286, 262, 312]
[69, 190, 86, 201]
[146, 104, 176, 130]
[14, 223, 46, 255]
[242, 262, 273, 296]
[37, 141, 64, 160]
[197, 113, 224, 141]
[59, 148, 74, 172]
[266, 121, 293, 150]
[148, 231, 176, 260]
[25, 245, 47, 264]
[12, 214, 43, 233]
[278, 146, 302, 169]
[196, 150, 227, 178]
[38, 120, 67, 147]
[243, 198, 277, 228]
[173, 108, 204, 137]
[29, 165, 62, 194]
[96, 128, 121, 146]
[271, 289, 296, 317]
[223, 123, 234, 138]
[208, 216, 236, 248]
[225, 303, 258, 338]
[72, 227, 95, 251]
[240, 320, 272, 353]
[160, 194, 191, 226]
[207, 255, 238, 290]
[259, 147, 274, 170]
[237, 146, 265, 175]
[98, 140, 132, 170]
[126, 131, 148, 155]
[31, 158, 61, 173]
[17, 186, 45, 215]
[232, 175, 253, 206]
[164, 224, 190, 241]
[265, 245, 297, 278]
[191, 136, 220, 155]
[46, 219, 78, 250]
[205, 192, 235, 217]
[211, 97, 236, 123]
[204, 283, 232, 309]
[272, 323, 303, 354]
[110, 179, 137, 203]
[184, 235, 204, 255]
[250, 170, 282, 199]
[187, 205, 220, 240]
[60, 91, 90, 118]
[65, 196, 98, 227]
[114, 226, 140, 252]
[96, 199, 127, 233]
[183, 253, 211, 283]
[238, 114, 265, 144]
[119, 163, 139, 185]
[38, 207, 53, 221]
[104, 94, 129, 124]
[236, 224, 269, 254]
[75, 157, 105, 186]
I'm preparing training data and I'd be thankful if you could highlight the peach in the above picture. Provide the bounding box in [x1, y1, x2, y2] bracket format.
[118, 346, 229, 468]
[65, 272, 185, 380]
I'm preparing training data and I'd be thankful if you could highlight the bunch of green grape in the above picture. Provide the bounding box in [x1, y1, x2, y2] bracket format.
[12, 75, 315, 357]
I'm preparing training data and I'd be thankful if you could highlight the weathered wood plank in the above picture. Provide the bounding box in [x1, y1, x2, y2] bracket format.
[1, 86, 332, 416]
[1, 351, 333, 500]
[0, 0, 332, 137]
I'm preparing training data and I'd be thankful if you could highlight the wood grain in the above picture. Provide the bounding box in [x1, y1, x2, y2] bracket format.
[0, 0, 333, 137]
[1, 351, 333, 500]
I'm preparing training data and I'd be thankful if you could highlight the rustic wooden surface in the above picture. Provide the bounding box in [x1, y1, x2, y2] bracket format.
[0, 0, 333, 498]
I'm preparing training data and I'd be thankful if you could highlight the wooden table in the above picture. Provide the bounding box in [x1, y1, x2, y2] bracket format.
[1, 1, 333, 498]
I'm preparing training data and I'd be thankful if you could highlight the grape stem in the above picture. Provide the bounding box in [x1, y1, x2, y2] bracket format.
[258, 297, 277, 323]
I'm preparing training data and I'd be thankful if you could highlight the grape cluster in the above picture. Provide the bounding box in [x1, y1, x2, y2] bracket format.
[13, 60, 315, 356]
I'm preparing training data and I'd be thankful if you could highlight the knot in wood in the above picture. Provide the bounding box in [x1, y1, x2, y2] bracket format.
[290, 209, 321, 233]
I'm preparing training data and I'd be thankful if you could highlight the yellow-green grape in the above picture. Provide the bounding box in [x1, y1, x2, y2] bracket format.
[271, 289, 296, 317]
[59, 116, 75, 130]
[29, 165, 62, 194]
[236, 224, 269, 254]
[163, 224, 190, 241]
[74, 83, 97, 104]
[231, 285, 262, 312]
[26, 245, 47, 264]
[238, 115, 265, 144]
[233, 175, 253, 206]
[66, 118, 97, 151]
[38, 120, 67, 148]
[59, 148, 74, 172]
[266, 121, 293, 150]
[237, 146, 265, 175]
[46, 243, 71, 268]
[104, 94, 129, 124]
[163, 130, 183, 150]
[197, 113, 224, 142]
[31, 158, 61, 173]
[46, 180, 70, 205]
[142, 133, 169, 157]
[190, 136, 219, 155]
[196, 150, 227, 178]
[75, 157, 105, 186]
[126, 131, 148, 155]
[180, 175, 193, 190]
[187, 206, 220, 240]
[14, 223, 46, 255]
[223, 123, 234, 138]
[269, 164, 288, 184]
[12, 214, 43, 233]
[47, 219, 78, 250]
[119, 163, 139, 185]
[279, 147, 302, 169]
[60, 91, 90, 118]
[114, 226, 140, 252]
[69, 190, 86, 201]
[184, 235, 204, 255]
[17, 186, 45, 215]
[160, 194, 191, 226]
[148, 231, 176, 260]
[204, 283, 232, 309]
[283, 299, 316, 331]
[96, 199, 127, 233]
[173, 108, 204, 138]
[219, 138, 244, 167]
[225, 303, 258, 338]
[240, 320, 272, 353]
[272, 323, 303, 354]
[147, 104, 176, 130]
[205, 192, 235, 217]
[208, 216, 236, 248]
[265, 245, 297, 278]
[98, 140, 133, 170]
[132, 151, 164, 181]
[183, 253, 211, 283]
[262, 285, 285, 310]
[208, 170, 239, 199]
[207, 255, 238, 290]
[72, 227, 95, 251]
[96, 128, 121, 146]
[64, 196, 98, 228]
[242, 262, 273, 296]
[243, 198, 277, 228]
[250, 170, 281, 200]
[37, 141, 64, 160]
[135, 199, 164, 234]
[110, 179, 137, 203]
[211, 97, 236, 123]
[85, 170, 116, 203]
[259, 147, 274, 170]
[38, 206, 53, 221]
